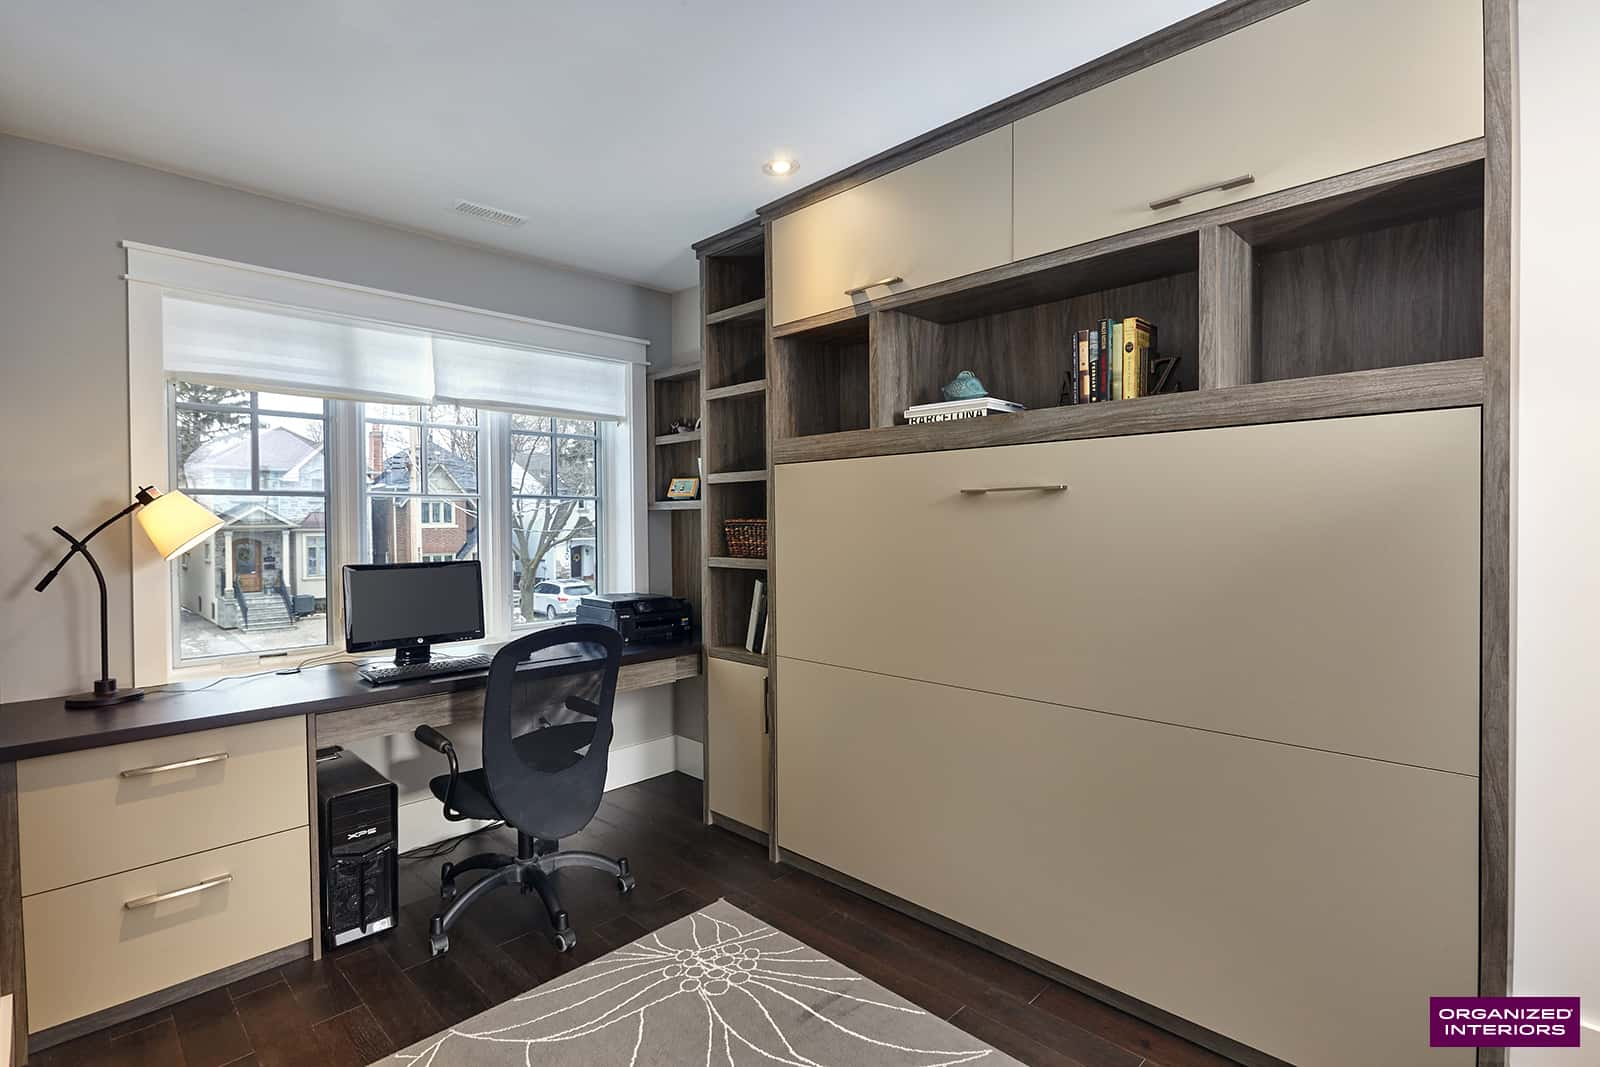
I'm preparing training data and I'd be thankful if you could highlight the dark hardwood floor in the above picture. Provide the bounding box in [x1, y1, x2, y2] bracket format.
[34, 772, 1238, 1067]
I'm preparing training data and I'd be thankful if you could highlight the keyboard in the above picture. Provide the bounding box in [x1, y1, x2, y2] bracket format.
[358, 654, 494, 685]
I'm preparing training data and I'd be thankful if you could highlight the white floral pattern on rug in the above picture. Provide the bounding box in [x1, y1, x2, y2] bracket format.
[381, 899, 1017, 1067]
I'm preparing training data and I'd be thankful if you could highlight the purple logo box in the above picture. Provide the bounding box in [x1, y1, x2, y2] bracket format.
[1431, 997, 1582, 1047]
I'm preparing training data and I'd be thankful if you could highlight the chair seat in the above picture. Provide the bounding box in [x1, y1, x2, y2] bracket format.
[430, 722, 596, 821]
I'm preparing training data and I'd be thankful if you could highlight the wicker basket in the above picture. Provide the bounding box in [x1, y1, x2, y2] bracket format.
[723, 518, 768, 559]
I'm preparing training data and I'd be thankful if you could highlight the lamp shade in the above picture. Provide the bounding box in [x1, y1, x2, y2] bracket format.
[136, 490, 223, 560]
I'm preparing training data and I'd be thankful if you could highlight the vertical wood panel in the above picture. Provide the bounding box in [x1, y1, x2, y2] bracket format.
[304, 716, 321, 962]
[0, 762, 27, 1066]
[1476, 0, 1516, 1041]
[1198, 225, 1255, 388]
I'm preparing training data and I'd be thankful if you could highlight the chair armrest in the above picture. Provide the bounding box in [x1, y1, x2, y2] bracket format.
[414, 724, 465, 821]
[415, 724, 455, 755]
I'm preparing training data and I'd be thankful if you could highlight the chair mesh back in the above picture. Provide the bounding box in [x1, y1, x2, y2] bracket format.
[481, 624, 623, 841]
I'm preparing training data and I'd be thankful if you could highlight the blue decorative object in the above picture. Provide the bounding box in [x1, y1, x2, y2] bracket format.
[941, 371, 988, 401]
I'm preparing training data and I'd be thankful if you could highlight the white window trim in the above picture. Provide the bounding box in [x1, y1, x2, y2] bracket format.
[303, 533, 327, 580]
[421, 500, 455, 527]
[127, 247, 649, 686]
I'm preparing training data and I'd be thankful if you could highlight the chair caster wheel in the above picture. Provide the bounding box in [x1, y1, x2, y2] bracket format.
[617, 874, 636, 895]
[430, 933, 450, 956]
[439, 863, 457, 902]
[551, 928, 577, 953]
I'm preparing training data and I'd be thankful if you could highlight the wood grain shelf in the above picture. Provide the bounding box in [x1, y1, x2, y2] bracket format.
[704, 379, 768, 401]
[648, 499, 702, 512]
[654, 431, 702, 446]
[772, 358, 1486, 465]
[709, 557, 769, 571]
[705, 297, 766, 326]
[707, 645, 769, 667]
[648, 363, 702, 381]
[707, 469, 770, 484]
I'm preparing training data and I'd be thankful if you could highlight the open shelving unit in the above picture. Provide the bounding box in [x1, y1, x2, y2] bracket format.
[767, 144, 1488, 460]
[695, 221, 773, 669]
[647, 361, 704, 618]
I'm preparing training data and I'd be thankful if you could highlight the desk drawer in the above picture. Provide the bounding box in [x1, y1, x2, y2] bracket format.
[23, 826, 309, 1033]
[18, 716, 307, 895]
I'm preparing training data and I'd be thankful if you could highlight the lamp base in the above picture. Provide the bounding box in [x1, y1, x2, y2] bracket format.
[64, 686, 145, 710]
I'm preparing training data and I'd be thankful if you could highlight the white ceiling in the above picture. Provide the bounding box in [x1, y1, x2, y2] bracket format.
[0, 1, 1212, 291]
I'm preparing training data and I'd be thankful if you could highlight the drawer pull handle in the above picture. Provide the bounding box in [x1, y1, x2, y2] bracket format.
[959, 484, 1068, 495]
[843, 275, 903, 297]
[120, 752, 229, 777]
[123, 873, 233, 910]
[1149, 174, 1255, 211]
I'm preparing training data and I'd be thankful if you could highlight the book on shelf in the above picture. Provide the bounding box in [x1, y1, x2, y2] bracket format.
[1064, 316, 1162, 404]
[745, 579, 767, 654]
[903, 397, 1024, 424]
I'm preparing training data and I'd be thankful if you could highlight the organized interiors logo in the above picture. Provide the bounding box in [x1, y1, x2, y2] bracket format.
[1430, 997, 1581, 1048]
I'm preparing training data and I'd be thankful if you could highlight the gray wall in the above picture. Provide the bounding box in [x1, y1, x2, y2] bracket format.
[0, 133, 673, 704]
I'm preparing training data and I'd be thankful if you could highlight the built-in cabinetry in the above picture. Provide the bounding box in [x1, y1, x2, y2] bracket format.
[14, 718, 310, 1042]
[770, 126, 1014, 325]
[705, 658, 768, 834]
[1012, 0, 1484, 258]
[647, 362, 703, 622]
[693, 0, 1511, 1062]
[777, 656, 1477, 1067]
[775, 411, 1480, 1066]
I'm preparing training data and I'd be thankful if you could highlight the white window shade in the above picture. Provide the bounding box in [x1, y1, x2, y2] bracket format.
[432, 336, 628, 421]
[162, 295, 434, 404]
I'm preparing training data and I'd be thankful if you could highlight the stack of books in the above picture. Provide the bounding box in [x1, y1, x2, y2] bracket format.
[903, 397, 1024, 425]
[745, 579, 768, 655]
[1063, 317, 1155, 404]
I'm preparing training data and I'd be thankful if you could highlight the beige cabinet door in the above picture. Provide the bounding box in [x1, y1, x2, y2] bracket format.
[1013, 0, 1484, 260]
[23, 827, 310, 1032]
[707, 657, 768, 831]
[775, 408, 1480, 774]
[776, 657, 1476, 1067]
[770, 126, 1013, 326]
[18, 715, 309, 895]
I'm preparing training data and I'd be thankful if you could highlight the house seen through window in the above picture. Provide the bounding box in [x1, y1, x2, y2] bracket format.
[170, 382, 330, 661]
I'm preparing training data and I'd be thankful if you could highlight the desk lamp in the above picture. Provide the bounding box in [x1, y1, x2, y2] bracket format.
[35, 486, 222, 708]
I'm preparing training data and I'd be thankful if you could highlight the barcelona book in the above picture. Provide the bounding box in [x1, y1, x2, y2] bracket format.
[904, 397, 1025, 424]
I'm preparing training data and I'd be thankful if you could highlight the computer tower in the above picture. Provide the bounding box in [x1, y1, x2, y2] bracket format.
[316, 747, 399, 949]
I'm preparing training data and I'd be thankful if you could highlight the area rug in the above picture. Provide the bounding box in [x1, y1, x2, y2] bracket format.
[377, 898, 1018, 1065]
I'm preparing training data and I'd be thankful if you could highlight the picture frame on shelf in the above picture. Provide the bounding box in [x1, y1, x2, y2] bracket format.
[666, 476, 701, 500]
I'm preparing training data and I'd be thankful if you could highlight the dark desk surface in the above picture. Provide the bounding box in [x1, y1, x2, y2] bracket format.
[0, 638, 700, 763]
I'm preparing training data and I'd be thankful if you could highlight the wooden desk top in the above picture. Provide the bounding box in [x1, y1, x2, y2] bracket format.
[0, 639, 700, 763]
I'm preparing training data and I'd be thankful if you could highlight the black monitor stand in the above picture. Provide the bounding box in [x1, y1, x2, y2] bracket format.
[393, 643, 432, 667]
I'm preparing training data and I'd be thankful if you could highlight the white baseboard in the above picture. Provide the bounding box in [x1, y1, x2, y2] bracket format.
[675, 736, 704, 779]
[399, 734, 681, 851]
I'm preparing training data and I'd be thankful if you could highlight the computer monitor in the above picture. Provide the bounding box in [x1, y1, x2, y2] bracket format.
[343, 561, 485, 665]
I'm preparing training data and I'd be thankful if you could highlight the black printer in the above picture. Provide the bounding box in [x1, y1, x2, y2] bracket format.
[576, 592, 693, 644]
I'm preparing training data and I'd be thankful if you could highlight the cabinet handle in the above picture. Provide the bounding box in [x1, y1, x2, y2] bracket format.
[120, 752, 228, 777]
[124, 873, 233, 909]
[1148, 174, 1255, 211]
[843, 275, 903, 297]
[959, 484, 1068, 495]
[763, 678, 771, 735]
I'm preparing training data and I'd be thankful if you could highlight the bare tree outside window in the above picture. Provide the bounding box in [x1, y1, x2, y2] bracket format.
[511, 416, 600, 625]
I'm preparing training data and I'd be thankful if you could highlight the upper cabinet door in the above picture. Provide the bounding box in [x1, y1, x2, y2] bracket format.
[1013, 0, 1484, 261]
[770, 127, 1012, 327]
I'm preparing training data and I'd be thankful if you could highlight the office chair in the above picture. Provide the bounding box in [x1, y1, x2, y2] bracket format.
[413, 624, 635, 955]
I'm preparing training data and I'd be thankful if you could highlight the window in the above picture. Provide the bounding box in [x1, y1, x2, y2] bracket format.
[511, 415, 600, 626]
[363, 403, 480, 568]
[304, 533, 326, 579]
[130, 257, 646, 684]
[421, 553, 456, 563]
[169, 382, 330, 662]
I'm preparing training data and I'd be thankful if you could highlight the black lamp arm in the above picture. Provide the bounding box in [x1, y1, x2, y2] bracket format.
[32, 487, 160, 695]
[32, 487, 158, 594]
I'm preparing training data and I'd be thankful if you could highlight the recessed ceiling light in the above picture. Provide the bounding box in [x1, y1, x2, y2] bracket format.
[763, 158, 799, 177]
